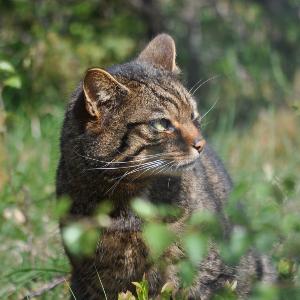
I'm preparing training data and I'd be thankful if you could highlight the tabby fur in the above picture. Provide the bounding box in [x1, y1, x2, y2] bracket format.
[56, 34, 275, 299]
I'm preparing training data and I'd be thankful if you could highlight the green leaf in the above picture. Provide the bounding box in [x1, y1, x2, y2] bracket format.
[53, 197, 71, 219]
[160, 282, 174, 299]
[188, 210, 222, 238]
[183, 233, 207, 265]
[178, 259, 197, 287]
[221, 226, 250, 265]
[254, 232, 277, 252]
[0, 61, 15, 73]
[250, 282, 279, 300]
[3, 76, 22, 89]
[131, 198, 157, 220]
[62, 224, 99, 256]
[282, 213, 300, 234]
[230, 227, 249, 255]
[62, 224, 83, 255]
[282, 175, 296, 194]
[132, 277, 149, 300]
[96, 200, 113, 215]
[156, 204, 182, 218]
[212, 281, 238, 300]
[277, 258, 294, 279]
[142, 223, 175, 258]
[79, 228, 99, 256]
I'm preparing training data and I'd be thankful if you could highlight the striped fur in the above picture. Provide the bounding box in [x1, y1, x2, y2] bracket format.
[56, 34, 275, 299]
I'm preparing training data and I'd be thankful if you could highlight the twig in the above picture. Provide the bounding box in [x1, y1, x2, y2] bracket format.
[22, 275, 69, 299]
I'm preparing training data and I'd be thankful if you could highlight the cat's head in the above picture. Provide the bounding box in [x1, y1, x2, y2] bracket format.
[73, 34, 206, 180]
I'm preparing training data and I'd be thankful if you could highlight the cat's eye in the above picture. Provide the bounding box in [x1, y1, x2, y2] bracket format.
[150, 118, 174, 132]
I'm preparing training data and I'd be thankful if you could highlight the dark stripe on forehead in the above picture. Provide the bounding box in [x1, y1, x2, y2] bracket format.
[167, 81, 189, 105]
[148, 86, 180, 112]
[156, 79, 190, 106]
[129, 78, 189, 111]
[175, 84, 193, 109]
[150, 108, 167, 115]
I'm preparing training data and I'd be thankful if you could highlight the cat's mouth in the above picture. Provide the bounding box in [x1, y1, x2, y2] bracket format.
[171, 150, 200, 171]
[98, 152, 200, 182]
[147, 151, 200, 177]
[147, 156, 199, 178]
[167, 157, 198, 175]
[112, 156, 198, 182]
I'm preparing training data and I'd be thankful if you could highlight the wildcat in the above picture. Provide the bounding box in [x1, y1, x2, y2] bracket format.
[56, 34, 275, 299]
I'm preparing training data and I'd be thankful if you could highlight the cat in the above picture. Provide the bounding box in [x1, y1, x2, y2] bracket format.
[56, 34, 275, 299]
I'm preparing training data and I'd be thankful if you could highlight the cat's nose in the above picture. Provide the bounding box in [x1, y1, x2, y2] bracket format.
[192, 138, 206, 153]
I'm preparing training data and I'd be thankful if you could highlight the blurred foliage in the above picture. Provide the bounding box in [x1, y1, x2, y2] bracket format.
[0, 0, 300, 299]
[0, 0, 299, 123]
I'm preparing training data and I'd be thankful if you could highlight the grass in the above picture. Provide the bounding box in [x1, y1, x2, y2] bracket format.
[0, 103, 299, 299]
[0, 105, 70, 299]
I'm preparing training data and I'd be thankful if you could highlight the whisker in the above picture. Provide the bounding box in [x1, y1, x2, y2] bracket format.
[169, 161, 178, 172]
[191, 75, 220, 96]
[200, 119, 214, 129]
[75, 151, 166, 167]
[114, 149, 166, 159]
[130, 160, 165, 182]
[87, 159, 163, 171]
[189, 78, 203, 93]
[126, 160, 164, 179]
[63, 277, 77, 300]
[105, 171, 129, 195]
[112, 160, 163, 180]
[199, 98, 219, 122]
[112, 152, 166, 165]
[153, 161, 174, 177]
[134, 160, 172, 181]
[105, 160, 164, 194]
[107, 164, 152, 194]
[93, 264, 108, 300]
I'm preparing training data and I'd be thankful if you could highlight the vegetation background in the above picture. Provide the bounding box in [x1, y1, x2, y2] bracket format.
[0, 0, 299, 299]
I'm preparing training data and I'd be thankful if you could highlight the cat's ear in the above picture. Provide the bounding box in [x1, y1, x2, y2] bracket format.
[83, 68, 130, 118]
[138, 33, 179, 73]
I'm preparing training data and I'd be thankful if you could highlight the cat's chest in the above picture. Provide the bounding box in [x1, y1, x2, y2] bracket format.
[95, 231, 149, 281]
[145, 171, 197, 205]
[143, 164, 215, 214]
